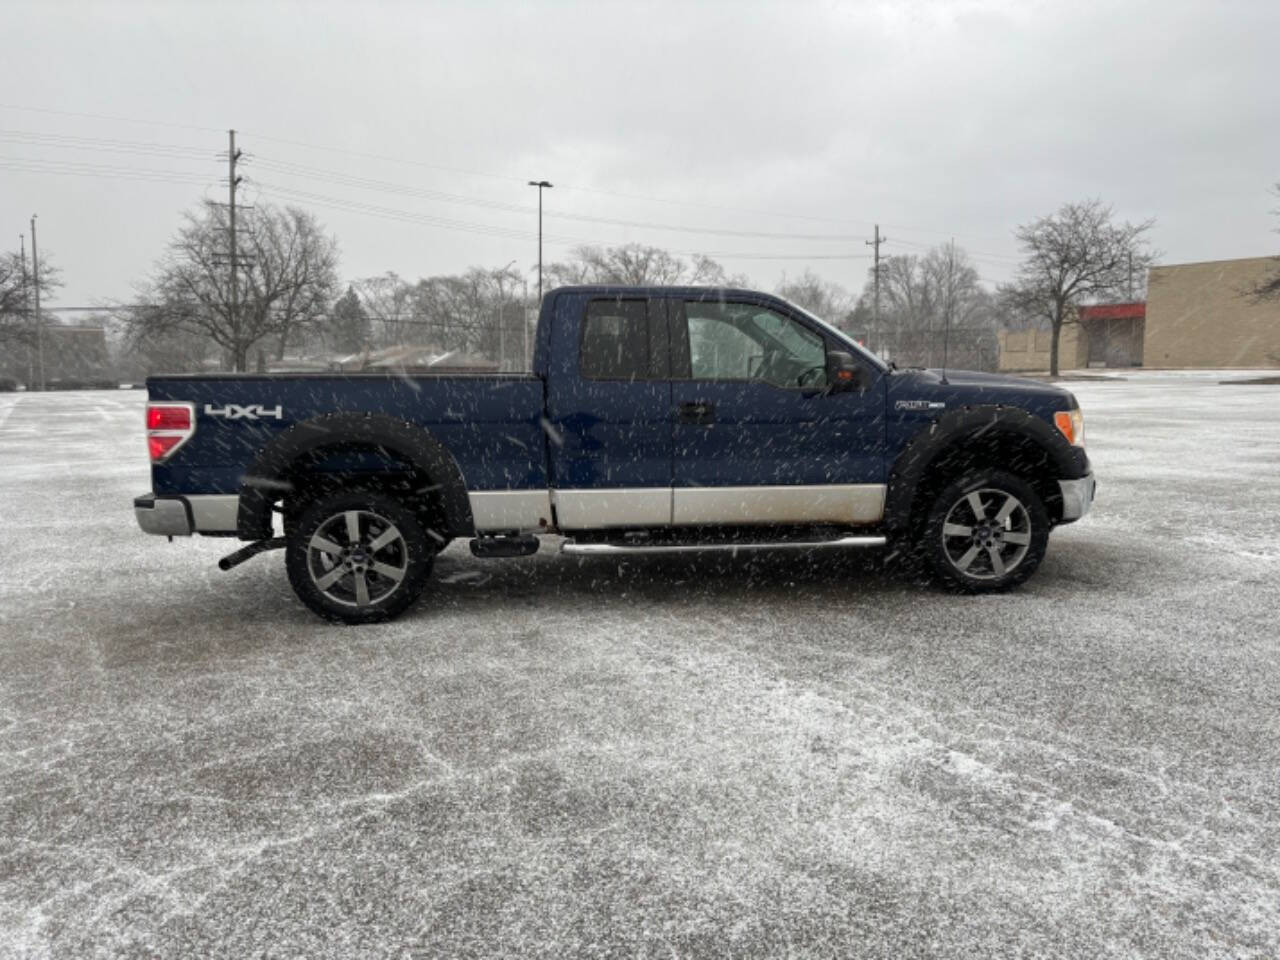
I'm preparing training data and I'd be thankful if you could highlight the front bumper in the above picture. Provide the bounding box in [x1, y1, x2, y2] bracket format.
[1057, 473, 1096, 522]
[135, 493, 240, 536]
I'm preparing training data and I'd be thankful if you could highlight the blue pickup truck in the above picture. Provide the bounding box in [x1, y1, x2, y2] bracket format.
[135, 285, 1094, 623]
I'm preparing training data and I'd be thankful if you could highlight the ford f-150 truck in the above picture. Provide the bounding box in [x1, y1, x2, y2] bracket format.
[134, 285, 1094, 623]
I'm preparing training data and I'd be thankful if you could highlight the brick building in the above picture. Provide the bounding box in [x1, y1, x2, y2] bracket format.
[999, 255, 1280, 371]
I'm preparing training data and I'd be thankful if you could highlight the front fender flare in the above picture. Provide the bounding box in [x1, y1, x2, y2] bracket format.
[882, 405, 1090, 531]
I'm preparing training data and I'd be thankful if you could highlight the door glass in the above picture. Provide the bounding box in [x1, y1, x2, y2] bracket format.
[684, 302, 827, 388]
[580, 299, 650, 380]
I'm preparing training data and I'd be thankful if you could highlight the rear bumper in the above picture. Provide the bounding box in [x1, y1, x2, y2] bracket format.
[1057, 473, 1096, 523]
[134, 493, 239, 536]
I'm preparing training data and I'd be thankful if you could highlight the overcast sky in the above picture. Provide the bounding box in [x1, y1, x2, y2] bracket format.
[4, 0, 1279, 311]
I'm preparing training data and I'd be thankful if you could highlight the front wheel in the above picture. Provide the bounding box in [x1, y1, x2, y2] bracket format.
[285, 490, 435, 624]
[923, 469, 1049, 592]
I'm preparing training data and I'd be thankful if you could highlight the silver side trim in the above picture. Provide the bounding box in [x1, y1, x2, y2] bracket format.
[672, 484, 886, 526]
[553, 488, 672, 529]
[468, 490, 553, 532]
[561, 535, 887, 556]
[1058, 474, 1096, 521]
[188, 494, 240, 532]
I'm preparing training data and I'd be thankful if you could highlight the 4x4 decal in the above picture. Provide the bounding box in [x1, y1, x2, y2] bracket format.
[204, 403, 284, 421]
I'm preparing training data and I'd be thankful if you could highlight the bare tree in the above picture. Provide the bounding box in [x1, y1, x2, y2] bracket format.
[353, 272, 416, 348]
[546, 244, 741, 288]
[0, 249, 61, 351]
[1000, 199, 1154, 376]
[248, 207, 340, 360]
[775, 270, 854, 325]
[1248, 183, 1280, 302]
[130, 201, 339, 371]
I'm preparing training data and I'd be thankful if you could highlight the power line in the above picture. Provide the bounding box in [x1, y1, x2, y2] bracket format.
[0, 101, 223, 134]
[0, 101, 1021, 250]
[251, 156, 871, 242]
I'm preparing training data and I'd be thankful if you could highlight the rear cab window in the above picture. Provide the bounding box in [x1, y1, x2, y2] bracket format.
[580, 298, 669, 380]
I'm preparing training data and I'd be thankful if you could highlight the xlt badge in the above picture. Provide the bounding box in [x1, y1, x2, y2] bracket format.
[895, 399, 947, 412]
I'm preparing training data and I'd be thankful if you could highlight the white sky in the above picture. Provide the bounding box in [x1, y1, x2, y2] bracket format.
[4, 0, 1278, 311]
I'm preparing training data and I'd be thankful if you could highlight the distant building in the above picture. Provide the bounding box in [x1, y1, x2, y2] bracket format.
[998, 303, 1145, 372]
[1145, 256, 1280, 368]
[998, 255, 1280, 371]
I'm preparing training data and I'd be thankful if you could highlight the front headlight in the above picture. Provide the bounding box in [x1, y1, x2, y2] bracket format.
[1053, 408, 1086, 447]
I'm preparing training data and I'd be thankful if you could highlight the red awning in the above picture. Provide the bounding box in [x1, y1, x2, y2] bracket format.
[1079, 302, 1146, 321]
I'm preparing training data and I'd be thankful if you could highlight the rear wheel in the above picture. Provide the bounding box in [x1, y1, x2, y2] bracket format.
[285, 490, 435, 624]
[923, 469, 1048, 592]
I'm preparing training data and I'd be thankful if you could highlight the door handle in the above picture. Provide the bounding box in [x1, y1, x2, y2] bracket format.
[678, 401, 715, 425]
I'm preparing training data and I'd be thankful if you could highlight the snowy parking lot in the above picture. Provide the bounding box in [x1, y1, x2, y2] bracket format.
[2, 374, 1279, 958]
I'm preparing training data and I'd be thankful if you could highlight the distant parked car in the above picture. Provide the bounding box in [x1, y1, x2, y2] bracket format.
[47, 378, 120, 391]
[0, 378, 17, 392]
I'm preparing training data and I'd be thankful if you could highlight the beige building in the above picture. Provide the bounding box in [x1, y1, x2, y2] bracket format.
[999, 255, 1280, 371]
[998, 326, 1084, 372]
[1145, 256, 1280, 368]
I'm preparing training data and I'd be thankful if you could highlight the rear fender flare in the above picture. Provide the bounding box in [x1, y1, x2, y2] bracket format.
[236, 412, 474, 540]
[883, 405, 1089, 531]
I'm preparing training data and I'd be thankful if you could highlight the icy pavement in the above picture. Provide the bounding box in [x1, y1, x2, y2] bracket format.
[1, 382, 1279, 958]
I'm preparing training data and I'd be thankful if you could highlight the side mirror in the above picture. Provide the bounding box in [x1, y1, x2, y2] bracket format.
[826, 351, 871, 392]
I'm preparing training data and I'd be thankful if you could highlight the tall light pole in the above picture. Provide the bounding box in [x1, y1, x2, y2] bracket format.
[30, 215, 45, 391]
[527, 180, 552, 304]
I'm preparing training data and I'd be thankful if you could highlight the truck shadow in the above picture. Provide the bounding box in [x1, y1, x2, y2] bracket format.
[422, 543, 924, 614]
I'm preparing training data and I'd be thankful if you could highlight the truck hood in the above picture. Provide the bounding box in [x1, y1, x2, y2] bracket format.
[885, 367, 1078, 419]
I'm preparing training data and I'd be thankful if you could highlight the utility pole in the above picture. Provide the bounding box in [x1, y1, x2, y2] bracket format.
[527, 180, 552, 304]
[19, 234, 33, 388]
[30, 215, 45, 391]
[496, 259, 516, 371]
[1127, 251, 1134, 301]
[228, 130, 242, 367]
[865, 224, 887, 335]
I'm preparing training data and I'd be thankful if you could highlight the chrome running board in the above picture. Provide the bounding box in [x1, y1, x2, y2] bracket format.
[560, 535, 887, 556]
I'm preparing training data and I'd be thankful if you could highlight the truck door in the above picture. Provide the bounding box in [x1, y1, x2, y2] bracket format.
[668, 295, 887, 526]
[544, 293, 674, 529]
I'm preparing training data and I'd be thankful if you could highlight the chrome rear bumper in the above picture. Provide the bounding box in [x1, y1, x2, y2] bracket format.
[135, 493, 239, 536]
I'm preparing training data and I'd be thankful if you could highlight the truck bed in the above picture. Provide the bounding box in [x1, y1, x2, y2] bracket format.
[147, 372, 548, 496]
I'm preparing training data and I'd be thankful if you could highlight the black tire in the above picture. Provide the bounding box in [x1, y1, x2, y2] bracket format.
[285, 489, 435, 624]
[923, 469, 1049, 593]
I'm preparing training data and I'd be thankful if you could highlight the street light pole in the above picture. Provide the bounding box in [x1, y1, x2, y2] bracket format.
[527, 180, 552, 304]
[30, 215, 45, 391]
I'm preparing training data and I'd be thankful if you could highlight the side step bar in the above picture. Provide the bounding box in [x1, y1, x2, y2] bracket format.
[561, 535, 886, 556]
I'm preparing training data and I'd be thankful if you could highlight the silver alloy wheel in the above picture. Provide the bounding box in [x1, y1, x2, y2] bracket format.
[940, 488, 1033, 580]
[306, 509, 408, 608]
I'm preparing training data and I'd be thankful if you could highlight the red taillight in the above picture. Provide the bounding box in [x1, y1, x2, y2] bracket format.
[146, 402, 195, 462]
[147, 406, 191, 431]
[148, 434, 184, 461]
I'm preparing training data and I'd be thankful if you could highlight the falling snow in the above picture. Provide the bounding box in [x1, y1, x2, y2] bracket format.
[1, 374, 1279, 958]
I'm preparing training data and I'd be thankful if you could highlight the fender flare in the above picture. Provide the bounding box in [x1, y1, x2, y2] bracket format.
[882, 404, 1090, 531]
[235, 412, 475, 540]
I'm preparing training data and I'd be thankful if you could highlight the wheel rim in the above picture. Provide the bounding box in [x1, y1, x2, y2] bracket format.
[307, 509, 408, 608]
[941, 488, 1032, 580]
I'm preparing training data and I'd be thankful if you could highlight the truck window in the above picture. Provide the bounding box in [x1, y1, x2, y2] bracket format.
[677, 301, 827, 389]
[581, 299, 667, 380]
